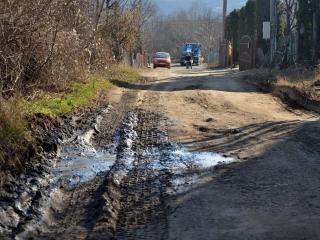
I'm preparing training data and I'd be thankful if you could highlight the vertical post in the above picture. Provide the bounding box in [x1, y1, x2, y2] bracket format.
[312, 0, 318, 65]
[270, 0, 276, 65]
[222, 0, 227, 40]
[220, 0, 228, 67]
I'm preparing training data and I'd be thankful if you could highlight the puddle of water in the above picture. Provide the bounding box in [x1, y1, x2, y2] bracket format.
[54, 146, 116, 186]
[148, 145, 236, 172]
[145, 145, 238, 194]
[170, 149, 235, 169]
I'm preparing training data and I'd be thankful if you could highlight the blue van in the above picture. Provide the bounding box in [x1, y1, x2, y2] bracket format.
[180, 43, 202, 66]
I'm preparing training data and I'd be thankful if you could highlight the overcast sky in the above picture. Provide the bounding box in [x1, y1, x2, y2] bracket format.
[152, 0, 247, 14]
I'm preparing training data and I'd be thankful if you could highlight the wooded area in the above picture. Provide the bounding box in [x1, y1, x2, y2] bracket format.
[0, 0, 154, 97]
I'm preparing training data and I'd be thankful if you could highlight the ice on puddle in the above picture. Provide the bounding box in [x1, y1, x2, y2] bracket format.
[170, 149, 235, 169]
[148, 145, 236, 171]
[54, 146, 116, 186]
[145, 145, 238, 195]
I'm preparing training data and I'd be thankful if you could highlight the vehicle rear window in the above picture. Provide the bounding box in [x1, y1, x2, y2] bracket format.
[154, 53, 169, 58]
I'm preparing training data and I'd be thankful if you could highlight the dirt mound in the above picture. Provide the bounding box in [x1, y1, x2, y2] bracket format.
[244, 70, 320, 114]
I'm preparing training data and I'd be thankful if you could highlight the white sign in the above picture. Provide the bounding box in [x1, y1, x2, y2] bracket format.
[263, 22, 271, 39]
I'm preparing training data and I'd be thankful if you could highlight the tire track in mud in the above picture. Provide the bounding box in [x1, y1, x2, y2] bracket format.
[94, 91, 138, 148]
[14, 91, 139, 239]
[114, 110, 171, 240]
[10, 88, 235, 239]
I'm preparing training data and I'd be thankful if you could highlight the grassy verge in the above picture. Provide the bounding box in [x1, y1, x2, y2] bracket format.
[24, 65, 140, 116]
[0, 99, 27, 183]
[0, 65, 139, 144]
[244, 68, 319, 96]
[0, 65, 139, 183]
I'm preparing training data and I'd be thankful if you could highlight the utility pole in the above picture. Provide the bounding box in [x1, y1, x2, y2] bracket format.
[219, 0, 227, 67]
[270, 0, 277, 65]
[222, 0, 227, 40]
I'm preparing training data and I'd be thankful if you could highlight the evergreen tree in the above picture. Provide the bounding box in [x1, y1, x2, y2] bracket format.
[297, 0, 319, 64]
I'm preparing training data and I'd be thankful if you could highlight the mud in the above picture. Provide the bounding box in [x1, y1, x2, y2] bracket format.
[1, 102, 236, 239]
[2, 66, 320, 240]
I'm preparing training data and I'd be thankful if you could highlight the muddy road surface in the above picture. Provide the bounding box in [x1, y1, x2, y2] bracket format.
[2, 65, 320, 239]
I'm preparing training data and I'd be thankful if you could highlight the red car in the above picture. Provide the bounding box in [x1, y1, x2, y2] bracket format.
[153, 52, 171, 69]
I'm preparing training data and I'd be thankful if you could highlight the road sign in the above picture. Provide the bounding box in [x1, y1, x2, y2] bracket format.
[263, 22, 271, 39]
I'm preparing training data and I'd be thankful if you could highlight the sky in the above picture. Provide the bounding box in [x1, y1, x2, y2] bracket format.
[152, 0, 247, 15]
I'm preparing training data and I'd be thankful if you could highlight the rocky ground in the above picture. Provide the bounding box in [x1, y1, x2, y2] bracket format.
[1, 65, 320, 239]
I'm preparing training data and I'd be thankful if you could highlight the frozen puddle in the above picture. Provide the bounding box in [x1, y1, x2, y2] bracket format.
[147, 144, 236, 172]
[144, 144, 239, 194]
[53, 145, 116, 186]
[166, 148, 238, 194]
[168, 148, 235, 170]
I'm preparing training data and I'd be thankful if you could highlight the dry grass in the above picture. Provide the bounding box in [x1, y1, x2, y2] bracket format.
[275, 68, 319, 87]
[0, 98, 26, 144]
[0, 98, 28, 184]
[273, 68, 320, 100]
[245, 67, 320, 98]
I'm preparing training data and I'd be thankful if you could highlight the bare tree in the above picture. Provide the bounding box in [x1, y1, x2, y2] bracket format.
[282, 0, 298, 35]
[278, 0, 298, 66]
[0, 0, 154, 96]
[143, 3, 222, 61]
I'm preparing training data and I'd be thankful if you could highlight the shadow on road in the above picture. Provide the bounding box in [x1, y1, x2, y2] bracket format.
[165, 120, 320, 240]
[182, 120, 304, 153]
[111, 69, 256, 93]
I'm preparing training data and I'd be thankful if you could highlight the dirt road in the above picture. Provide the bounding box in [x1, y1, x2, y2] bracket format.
[114, 65, 320, 239]
[5, 65, 320, 239]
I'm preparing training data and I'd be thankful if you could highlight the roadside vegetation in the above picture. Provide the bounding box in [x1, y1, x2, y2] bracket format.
[0, 65, 140, 185]
[244, 67, 320, 112]
[0, 0, 154, 183]
[0, 99, 28, 185]
[25, 66, 139, 116]
[0, 65, 139, 141]
[0, 100, 26, 144]
[226, 0, 319, 67]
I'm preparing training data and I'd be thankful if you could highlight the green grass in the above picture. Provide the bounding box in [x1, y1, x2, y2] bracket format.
[25, 65, 139, 116]
[0, 65, 139, 144]
[25, 79, 113, 115]
[0, 65, 139, 176]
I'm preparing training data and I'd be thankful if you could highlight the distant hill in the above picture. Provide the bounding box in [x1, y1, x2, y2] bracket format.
[153, 0, 247, 14]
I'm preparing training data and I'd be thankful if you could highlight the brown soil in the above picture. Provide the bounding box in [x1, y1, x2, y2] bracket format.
[128, 65, 320, 239]
[4, 65, 320, 239]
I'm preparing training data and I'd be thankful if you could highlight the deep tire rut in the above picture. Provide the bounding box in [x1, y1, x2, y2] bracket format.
[115, 110, 171, 240]
[11, 86, 175, 239]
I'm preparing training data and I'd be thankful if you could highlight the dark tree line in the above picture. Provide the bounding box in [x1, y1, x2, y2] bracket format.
[297, 0, 320, 65]
[225, 0, 320, 67]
